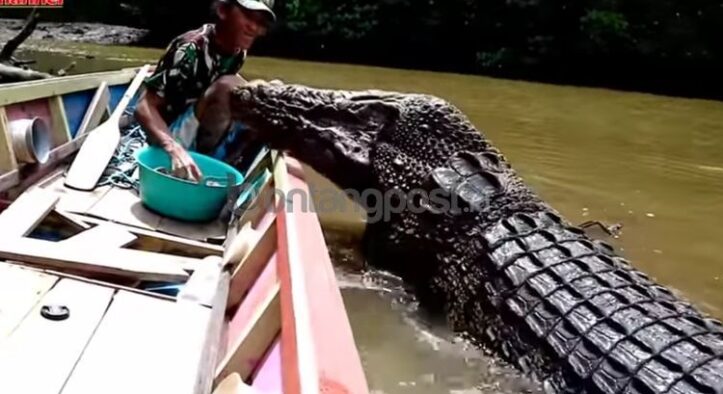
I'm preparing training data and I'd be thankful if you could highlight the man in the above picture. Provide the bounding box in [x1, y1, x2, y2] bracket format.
[135, 0, 275, 181]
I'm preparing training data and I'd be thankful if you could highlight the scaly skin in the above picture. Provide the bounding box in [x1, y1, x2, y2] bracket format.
[230, 81, 723, 393]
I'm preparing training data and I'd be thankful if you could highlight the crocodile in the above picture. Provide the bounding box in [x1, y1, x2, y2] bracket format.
[229, 81, 723, 393]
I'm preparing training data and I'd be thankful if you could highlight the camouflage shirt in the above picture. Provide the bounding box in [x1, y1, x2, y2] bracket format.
[144, 23, 246, 123]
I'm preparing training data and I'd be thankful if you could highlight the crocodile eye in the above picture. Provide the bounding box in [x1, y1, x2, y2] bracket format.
[239, 88, 252, 102]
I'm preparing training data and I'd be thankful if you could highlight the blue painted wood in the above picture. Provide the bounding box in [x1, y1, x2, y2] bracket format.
[61, 90, 95, 138]
[108, 83, 134, 114]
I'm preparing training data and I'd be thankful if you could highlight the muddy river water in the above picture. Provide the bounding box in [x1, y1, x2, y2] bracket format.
[17, 41, 723, 393]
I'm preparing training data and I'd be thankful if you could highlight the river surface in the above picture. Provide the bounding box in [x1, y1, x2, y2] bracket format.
[17, 41, 723, 393]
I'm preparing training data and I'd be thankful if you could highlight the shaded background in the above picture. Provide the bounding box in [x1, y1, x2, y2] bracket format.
[2, 0, 722, 100]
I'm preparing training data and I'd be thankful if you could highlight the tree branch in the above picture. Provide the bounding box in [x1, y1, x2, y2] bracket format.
[0, 9, 40, 63]
[0, 63, 51, 82]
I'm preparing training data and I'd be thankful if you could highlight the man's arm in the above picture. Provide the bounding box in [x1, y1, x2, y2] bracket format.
[135, 88, 174, 148]
[135, 88, 202, 181]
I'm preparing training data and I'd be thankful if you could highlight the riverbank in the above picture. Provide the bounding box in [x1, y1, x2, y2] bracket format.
[3, 16, 722, 101]
[0, 18, 147, 47]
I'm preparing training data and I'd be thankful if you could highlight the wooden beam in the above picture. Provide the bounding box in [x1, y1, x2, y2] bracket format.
[0, 107, 18, 173]
[0, 190, 59, 238]
[213, 373, 263, 394]
[0, 67, 137, 106]
[242, 147, 272, 183]
[21, 165, 64, 193]
[76, 81, 111, 137]
[178, 258, 230, 394]
[61, 212, 224, 257]
[50, 210, 91, 231]
[0, 170, 19, 195]
[0, 262, 58, 339]
[274, 154, 370, 394]
[48, 95, 71, 148]
[227, 220, 276, 310]
[0, 237, 190, 282]
[223, 221, 259, 269]
[215, 283, 280, 384]
[62, 222, 138, 248]
[235, 175, 274, 232]
[0, 279, 114, 393]
[27, 266, 176, 302]
[179, 256, 224, 307]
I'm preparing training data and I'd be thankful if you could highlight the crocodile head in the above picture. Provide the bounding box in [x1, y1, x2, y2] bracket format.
[229, 79, 521, 282]
[231, 80, 403, 192]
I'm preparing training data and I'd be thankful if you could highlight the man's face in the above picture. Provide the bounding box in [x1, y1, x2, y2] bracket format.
[220, 5, 269, 50]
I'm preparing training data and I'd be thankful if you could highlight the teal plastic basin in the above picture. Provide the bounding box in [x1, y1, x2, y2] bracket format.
[135, 145, 244, 222]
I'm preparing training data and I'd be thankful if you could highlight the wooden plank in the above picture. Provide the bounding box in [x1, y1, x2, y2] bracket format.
[0, 107, 18, 173]
[242, 146, 272, 183]
[48, 95, 72, 147]
[227, 220, 277, 310]
[179, 256, 224, 307]
[60, 212, 224, 257]
[85, 187, 162, 230]
[30, 266, 176, 302]
[251, 339, 282, 393]
[76, 82, 111, 136]
[0, 237, 190, 282]
[273, 155, 312, 394]
[22, 166, 65, 194]
[0, 170, 19, 193]
[62, 222, 138, 248]
[0, 279, 114, 393]
[275, 155, 369, 394]
[235, 174, 274, 231]
[223, 221, 260, 268]
[0, 262, 58, 338]
[41, 174, 111, 213]
[226, 252, 277, 349]
[215, 283, 280, 384]
[181, 263, 230, 394]
[0, 190, 59, 238]
[61, 290, 212, 394]
[51, 210, 91, 231]
[0, 67, 137, 106]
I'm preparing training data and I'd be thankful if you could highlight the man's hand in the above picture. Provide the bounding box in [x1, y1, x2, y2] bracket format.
[135, 89, 203, 182]
[164, 141, 203, 182]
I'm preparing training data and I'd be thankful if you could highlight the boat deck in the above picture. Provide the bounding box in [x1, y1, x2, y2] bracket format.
[0, 67, 369, 394]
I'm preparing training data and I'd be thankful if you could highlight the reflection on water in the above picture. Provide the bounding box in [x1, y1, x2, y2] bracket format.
[16, 41, 723, 391]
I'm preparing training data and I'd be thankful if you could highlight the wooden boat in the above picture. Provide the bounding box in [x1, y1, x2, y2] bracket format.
[0, 66, 370, 394]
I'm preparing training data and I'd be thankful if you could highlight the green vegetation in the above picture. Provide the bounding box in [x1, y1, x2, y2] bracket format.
[6, 0, 722, 98]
